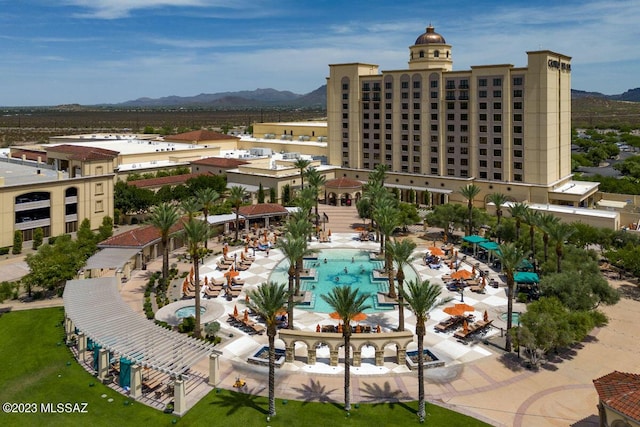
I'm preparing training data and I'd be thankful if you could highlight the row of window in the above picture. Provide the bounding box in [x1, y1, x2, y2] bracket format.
[351, 77, 524, 93]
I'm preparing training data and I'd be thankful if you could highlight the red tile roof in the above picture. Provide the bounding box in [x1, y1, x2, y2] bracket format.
[191, 157, 250, 168]
[238, 203, 289, 217]
[98, 222, 184, 248]
[325, 177, 363, 189]
[47, 144, 118, 161]
[10, 149, 47, 162]
[128, 173, 204, 189]
[594, 371, 640, 421]
[165, 130, 239, 143]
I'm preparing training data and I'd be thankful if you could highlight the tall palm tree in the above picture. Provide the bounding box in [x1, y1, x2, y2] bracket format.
[548, 222, 575, 273]
[248, 282, 288, 418]
[182, 216, 210, 338]
[293, 158, 311, 191]
[402, 279, 451, 423]
[522, 209, 540, 260]
[305, 167, 326, 231]
[508, 202, 529, 241]
[275, 233, 307, 329]
[181, 196, 202, 219]
[536, 213, 560, 262]
[387, 238, 417, 331]
[321, 286, 371, 413]
[497, 242, 525, 352]
[148, 202, 180, 281]
[374, 202, 400, 298]
[227, 185, 247, 241]
[459, 184, 481, 236]
[196, 187, 220, 249]
[486, 192, 509, 243]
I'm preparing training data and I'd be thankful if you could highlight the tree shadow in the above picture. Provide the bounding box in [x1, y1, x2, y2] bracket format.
[497, 352, 525, 372]
[359, 381, 410, 406]
[570, 414, 599, 426]
[209, 388, 268, 416]
[291, 378, 337, 404]
[365, 313, 396, 331]
[617, 284, 640, 301]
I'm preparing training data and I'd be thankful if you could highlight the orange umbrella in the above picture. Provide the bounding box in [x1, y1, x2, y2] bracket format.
[451, 269, 473, 280]
[428, 247, 445, 256]
[316, 324, 321, 333]
[233, 305, 238, 317]
[463, 320, 469, 334]
[204, 276, 209, 287]
[472, 265, 476, 274]
[182, 281, 188, 293]
[443, 303, 475, 317]
[328, 229, 332, 237]
[223, 246, 228, 255]
[355, 324, 361, 333]
[241, 252, 245, 261]
[483, 310, 489, 322]
[443, 233, 448, 243]
[337, 323, 343, 333]
[352, 312, 367, 322]
[376, 324, 381, 333]
[243, 310, 249, 322]
[245, 294, 250, 303]
[329, 312, 342, 320]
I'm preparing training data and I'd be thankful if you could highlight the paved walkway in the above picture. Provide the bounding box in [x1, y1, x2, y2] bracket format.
[2, 205, 639, 426]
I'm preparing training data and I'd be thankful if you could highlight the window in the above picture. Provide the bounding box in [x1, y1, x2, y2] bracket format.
[431, 102, 438, 109]
[514, 126, 522, 133]
[514, 150, 523, 157]
[414, 103, 420, 109]
[461, 159, 468, 166]
[479, 113, 487, 121]
[363, 133, 369, 138]
[447, 158, 455, 165]
[513, 89, 523, 97]
[447, 124, 455, 132]
[434, 50, 440, 58]
[493, 78, 502, 86]
[413, 124, 420, 131]
[402, 113, 409, 120]
[447, 136, 455, 143]
[513, 77, 523, 86]
[413, 113, 420, 120]
[494, 150, 502, 156]
[431, 91, 438, 98]
[494, 102, 502, 109]
[514, 138, 523, 145]
[479, 160, 487, 167]
[95, 183, 104, 195]
[447, 113, 455, 121]
[363, 142, 369, 149]
[431, 113, 438, 120]
[431, 157, 438, 164]
[413, 144, 420, 150]
[401, 81, 409, 89]
[402, 103, 408, 109]
[461, 136, 469, 144]
[514, 174, 523, 182]
[363, 83, 370, 91]
[493, 172, 502, 180]
[342, 93, 348, 100]
[447, 169, 455, 176]
[480, 172, 487, 179]
[342, 132, 348, 138]
[386, 103, 392, 109]
[430, 80, 438, 88]
[447, 102, 455, 110]
[363, 123, 369, 129]
[430, 146, 438, 153]
[479, 90, 487, 98]
[479, 137, 487, 145]
[374, 143, 380, 150]
[385, 134, 391, 141]
[343, 113, 349, 119]
[95, 200, 104, 213]
[401, 92, 409, 99]
[386, 144, 392, 150]
[385, 82, 392, 89]
[385, 124, 392, 130]
[413, 81, 421, 89]
[388, 155, 394, 161]
[479, 102, 487, 110]
[342, 123, 348, 129]
[373, 82, 380, 91]
[494, 114, 502, 121]
[446, 81, 455, 89]
[480, 125, 487, 132]
[446, 90, 455, 100]
[342, 83, 349, 90]
[460, 125, 468, 133]
[363, 153, 369, 159]
[363, 113, 369, 119]
[460, 147, 468, 155]
[431, 124, 438, 131]
[514, 113, 522, 121]
[459, 79, 469, 89]
[514, 102, 523, 109]
[373, 123, 380, 129]
[479, 149, 487, 155]
[413, 92, 420, 99]
[493, 161, 502, 168]
[402, 124, 409, 130]
[363, 162, 369, 168]
[447, 147, 455, 153]
[431, 136, 438, 142]
[414, 166, 421, 173]
[401, 155, 408, 162]
[385, 113, 392, 120]
[514, 162, 522, 169]
[493, 90, 502, 98]
[385, 92, 392, 99]
[461, 114, 468, 121]
[478, 78, 487, 87]
[96, 166, 103, 175]
[460, 102, 468, 110]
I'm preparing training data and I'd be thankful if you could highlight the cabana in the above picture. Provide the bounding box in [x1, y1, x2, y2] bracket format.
[514, 271, 539, 284]
[462, 235, 488, 256]
[478, 240, 501, 263]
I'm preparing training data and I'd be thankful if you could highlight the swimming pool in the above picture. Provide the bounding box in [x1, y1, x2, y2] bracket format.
[269, 248, 418, 313]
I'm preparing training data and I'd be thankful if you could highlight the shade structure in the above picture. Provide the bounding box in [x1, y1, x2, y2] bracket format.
[329, 312, 367, 322]
[451, 269, 473, 280]
[428, 247, 445, 256]
[233, 305, 238, 317]
[443, 303, 475, 316]
[462, 235, 489, 244]
[514, 271, 539, 284]
[224, 269, 240, 280]
[517, 259, 534, 271]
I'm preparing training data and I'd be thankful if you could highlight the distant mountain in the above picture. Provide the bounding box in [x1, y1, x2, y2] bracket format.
[117, 86, 327, 108]
[571, 88, 640, 102]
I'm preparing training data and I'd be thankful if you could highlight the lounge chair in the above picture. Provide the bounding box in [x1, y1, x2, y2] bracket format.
[205, 287, 220, 298]
[232, 277, 245, 286]
[469, 282, 486, 293]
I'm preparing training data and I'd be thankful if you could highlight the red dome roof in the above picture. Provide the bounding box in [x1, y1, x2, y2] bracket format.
[415, 25, 446, 45]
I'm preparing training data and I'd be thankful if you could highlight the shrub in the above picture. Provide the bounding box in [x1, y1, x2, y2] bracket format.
[0, 247, 10, 256]
[32, 228, 44, 250]
[12, 230, 22, 255]
[178, 316, 196, 333]
[517, 292, 528, 303]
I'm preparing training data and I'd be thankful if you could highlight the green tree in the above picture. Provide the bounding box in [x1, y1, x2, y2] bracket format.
[76, 218, 98, 259]
[548, 222, 575, 273]
[196, 187, 220, 249]
[459, 184, 481, 236]
[508, 202, 529, 241]
[32, 228, 44, 250]
[522, 209, 540, 261]
[257, 182, 265, 204]
[497, 242, 526, 352]
[269, 187, 277, 203]
[185, 174, 227, 197]
[12, 230, 22, 255]
[293, 158, 311, 191]
[539, 270, 619, 311]
[486, 193, 509, 242]
[402, 279, 451, 422]
[149, 203, 181, 281]
[275, 233, 307, 330]
[305, 167, 326, 231]
[424, 203, 467, 241]
[374, 201, 400, 298]
[387, 238, 416, 331]
[536, 213, 560, 263]
[97, 216, 114, 242]
[182, 216, 210, 338]
[227, 186, 247, 242]
[114, 181, 156, 215]
[281, 184, 291, 206]
[248, 282, 288, 418]
[321, 286, 371, 413]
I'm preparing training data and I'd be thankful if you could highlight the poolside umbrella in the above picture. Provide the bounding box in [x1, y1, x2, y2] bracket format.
[443, 303, 475, 317]
[451, 269, 473, 280]
[356, 324, 361, 333]
[443, 233, 448, 243]
[376, 324, 381, 333]
[243, 310, 249, 322]
[329, 312, 342, 320]
[225, 268, 239, 285]
[245, 244, 248, 252]
[233, 305, 238, 317]
[428, 247, 444, 256]
[189, 266, 194, 282]
[337, 323, 343, 333]
[223, 245, 228, 256]
[316, 324, 321, 333]
[351, 312, 367, 322]
[472, 265, 476, 275]
[204, 276, 209, 287]
[483, 310, 489, 322]
[463, 320, 469, 334]
[245, 294, 250, 303]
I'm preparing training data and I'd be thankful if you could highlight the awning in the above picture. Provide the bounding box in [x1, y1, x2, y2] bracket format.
[206, 213, 242, 225]
[85, 248, 140, 270]
[478, 241, 500, 253]
[514, 271, 539, 284]
[463, 235, 488, 244]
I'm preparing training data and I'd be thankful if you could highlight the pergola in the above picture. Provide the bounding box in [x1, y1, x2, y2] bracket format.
[63, 277, 221, 413]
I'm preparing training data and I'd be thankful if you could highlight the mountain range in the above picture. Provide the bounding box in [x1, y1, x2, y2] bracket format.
[113, 85, 640, 108]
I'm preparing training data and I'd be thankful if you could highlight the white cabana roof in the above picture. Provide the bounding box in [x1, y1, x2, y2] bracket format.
[64, 277, 220, 378]
[206, 213, 242, 225]
[84, 248, 139, 270]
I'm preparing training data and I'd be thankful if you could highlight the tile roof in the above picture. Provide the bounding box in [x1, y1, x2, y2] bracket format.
[325, 177, 363, 189]
[238, 203, 289, 218]
[127, 173, 204, 189]
[165, 130, 240, 143]
[191, 157, 250, 168]
[593, 371, 640, 421]
[46, 144, 119, 161]
[11, 148, 47, 162]
[98, 222, 184, 248]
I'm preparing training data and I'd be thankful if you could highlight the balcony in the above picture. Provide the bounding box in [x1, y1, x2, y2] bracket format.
[15, 218, 51, 231]
[15, 199, 51, 212]
[65, 196, 78, 204]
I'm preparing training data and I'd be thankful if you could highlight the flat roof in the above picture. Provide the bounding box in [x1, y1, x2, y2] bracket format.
[238, 136, 327, 148]
[49, 139, 214, 156]
[528, 203, 619, 219]
[258, 121, 327, 127]
[550, 181, 599, 196]
[0, 156, 67, 186]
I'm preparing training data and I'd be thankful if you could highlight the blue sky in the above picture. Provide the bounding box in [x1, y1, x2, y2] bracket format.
[1, 0, 639, 106]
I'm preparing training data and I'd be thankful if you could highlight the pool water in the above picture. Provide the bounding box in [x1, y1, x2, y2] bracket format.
[269, 248, 418, 313]
[500, 312, 521, 326]
[175, 306, 207, 319]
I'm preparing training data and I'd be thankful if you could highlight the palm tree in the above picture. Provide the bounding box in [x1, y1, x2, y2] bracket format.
[321, 286, 371, 412]
[486, 192, 509, 243]
[459, 184, 481, 236]
[305, 167, 326, 231]
[536, 213, 560, 262]
[293, 158, 311, 191]
[548, 222, 575, 273]
[196, 187, 220, 249]
[374, 202, 400, 298]
[387, 238, 417, 331]
[522, 209, 539, 260]
[227, 185, 247, 241]
[148, 202, 180, 281]
[275, 233, 307, 329]
[182, 216, 210, 338]
[248, 282, 288, 418]
[402, 279, 451, 423]
[497, 242, 525, 352]
[508, 202, 529, 241]
[181, 196, 202, 219]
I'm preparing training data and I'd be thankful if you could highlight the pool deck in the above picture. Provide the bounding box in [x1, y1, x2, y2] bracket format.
[3, 205, 638, 426]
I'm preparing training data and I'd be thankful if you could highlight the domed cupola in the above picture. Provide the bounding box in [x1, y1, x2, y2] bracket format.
[408, 24, 452, 71]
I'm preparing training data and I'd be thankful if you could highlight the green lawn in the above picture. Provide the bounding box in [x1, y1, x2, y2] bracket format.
[0, 308, 489, 426]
